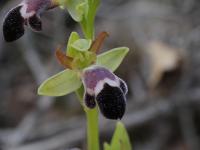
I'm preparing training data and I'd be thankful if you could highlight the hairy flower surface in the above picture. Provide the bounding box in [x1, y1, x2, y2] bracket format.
[3, 0, 58, 42]
[82, 66, 128, 119]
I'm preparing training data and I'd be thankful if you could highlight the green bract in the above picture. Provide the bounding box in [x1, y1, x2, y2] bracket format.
[59, 0, 100, 39]
[97, 47, 129, 72]
[38, 69, 82, 96]
[104, 122, 132, 150]
[59, 0, 87, 22]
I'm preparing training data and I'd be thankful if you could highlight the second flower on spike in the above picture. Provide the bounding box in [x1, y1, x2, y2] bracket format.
[3, 0, 59, 42]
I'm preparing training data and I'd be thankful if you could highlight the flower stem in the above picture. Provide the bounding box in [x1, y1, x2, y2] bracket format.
[81, 0, 100, 40]
[86, 108, 100, 150]
[76, 87, 100, 150]
[79, 1, 100, 149]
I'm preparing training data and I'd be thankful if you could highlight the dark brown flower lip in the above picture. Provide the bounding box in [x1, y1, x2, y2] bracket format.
[3, 5, 25, 42]
[3, 0, 58, 42]
[96, 83, 126, 120]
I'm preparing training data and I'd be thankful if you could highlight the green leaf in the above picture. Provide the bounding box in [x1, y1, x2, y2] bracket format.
[104, 143, 112, 150]
[110, 122, 132, 150]
[38, 69, 82, 96]
[96, 47, 129, 72]
[71, 39, 92, 51]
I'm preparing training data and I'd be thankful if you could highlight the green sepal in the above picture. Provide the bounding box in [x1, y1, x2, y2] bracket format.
[110, 122, 132, 150]
[96, 47, 129, 72]
[38, 69, 82, 96]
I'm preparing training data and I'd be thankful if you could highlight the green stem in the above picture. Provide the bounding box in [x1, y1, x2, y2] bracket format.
[76, 86, 100, 150]
[79, 1, 101, 150]
[86, 108, 100, 150]
[81, 0, 100, 39]
[81, 14, 95, 39]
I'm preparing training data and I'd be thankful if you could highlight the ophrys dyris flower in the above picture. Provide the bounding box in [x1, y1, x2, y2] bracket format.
[82, 65, 128, 119]
[3, 0, 58, 42]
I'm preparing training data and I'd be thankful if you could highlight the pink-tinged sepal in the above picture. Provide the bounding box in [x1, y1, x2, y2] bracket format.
[3, 5, 25, 42]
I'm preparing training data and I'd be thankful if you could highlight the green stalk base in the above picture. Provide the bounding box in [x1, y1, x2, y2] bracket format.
[86, 108, 100, 150]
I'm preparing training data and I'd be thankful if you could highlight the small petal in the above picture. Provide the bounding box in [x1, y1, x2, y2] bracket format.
[3, 5, 25, 42]
[96, 83, 126, 120]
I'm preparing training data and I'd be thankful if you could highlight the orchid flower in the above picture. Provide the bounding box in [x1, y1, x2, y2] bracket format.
[3, 0, 58, 42]
[38, 32, 129, 120]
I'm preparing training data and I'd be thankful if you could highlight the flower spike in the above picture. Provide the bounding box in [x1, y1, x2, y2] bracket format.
[3, 0, 58, 42]
[82, 66, 128, 120]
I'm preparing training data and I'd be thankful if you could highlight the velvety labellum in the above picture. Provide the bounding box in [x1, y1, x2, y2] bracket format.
[82, 66, 128, 120]
[96, 83, 126, 120]
[3, 6, 25, 42]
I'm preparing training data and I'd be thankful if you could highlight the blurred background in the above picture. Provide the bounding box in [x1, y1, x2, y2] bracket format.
[1, 0, 200, 150]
